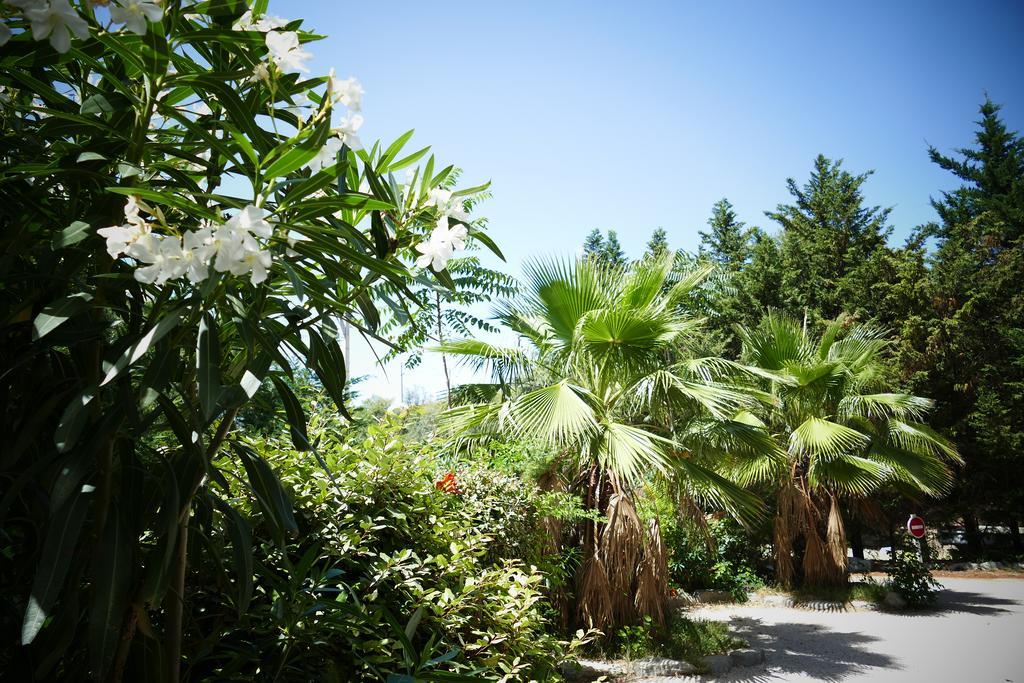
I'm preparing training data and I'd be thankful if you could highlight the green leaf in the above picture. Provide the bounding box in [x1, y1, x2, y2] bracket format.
[52, 221, 91, 249]
[470, 229, 505, 261]
[212, 497, 254, 617]
[262, 119, 331, 179]
[54, 386, 97, 453]
[270, 375, 309, 450]
[33, 293, 93, 340]
[21, 483, 95, 645]
[89, 513, 131, 679]
[76, 152, 107, 163]
[80, 94, 114, 115]
[101, 310, 184, 387]
[196, 313, 221, 421]
[234, 442, 298, 541]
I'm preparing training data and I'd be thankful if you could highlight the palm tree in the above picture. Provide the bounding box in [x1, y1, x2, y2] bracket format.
[437, 255, 770, 631]
[730, 314, 961, 588]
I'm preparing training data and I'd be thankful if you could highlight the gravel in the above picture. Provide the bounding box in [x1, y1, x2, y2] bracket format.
[632, 577, 1024, 681]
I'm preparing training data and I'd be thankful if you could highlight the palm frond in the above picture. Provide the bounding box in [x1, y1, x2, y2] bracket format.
[867, 443, 955, 495]
[838, 393, 934, 421]
[671, 457, 765, 526]
[807, 454, 889, 496]
[599, 422, 672, 483]
[789, 416, 871, 461]
[887, 420, 962, 463]
[512, 380, 599, 445]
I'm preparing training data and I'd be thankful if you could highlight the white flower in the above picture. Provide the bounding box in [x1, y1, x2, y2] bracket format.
[228, 248, 272, 284]
[327, 69, 363, 112]
[228, 204, 274, 239]
[444, 220, 469, 251]
[426, 187, 470, 222]
[265, 31, 311, 74]
[0, 21, 11, 47]
[97, 196, 149, 258]
[234, 10, 288, 32]
[181, 226, 215, 283]
[23, 0, 90, 53]
[109, 0, 163, 36]
[97, 222, 148, 259]
[415, 225, 455, 272]
[306, 137, 343, 174]
[414, 219, 470, 272]
[248, 62, 271, 84]
[333, 113, 363, 151]
[131, 234, 187, 285]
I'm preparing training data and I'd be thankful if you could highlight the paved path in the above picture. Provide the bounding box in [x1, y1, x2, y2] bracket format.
[670, 578, 1024, 682]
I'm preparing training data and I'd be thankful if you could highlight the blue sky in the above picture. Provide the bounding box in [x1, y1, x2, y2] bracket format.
[286, 1, 1024, 402]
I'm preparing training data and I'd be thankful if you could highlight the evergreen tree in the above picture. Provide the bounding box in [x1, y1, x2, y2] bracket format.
[583, 228, 605, 258]
[699, 198, 754, 270]
[601, 230, 628, 267]
[645, 227, 670, 259]
[905, 100, 1024, 551]
[766, 155, 894, 323]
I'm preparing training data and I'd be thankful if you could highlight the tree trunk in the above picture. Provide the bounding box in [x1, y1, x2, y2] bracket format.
[1009, 517, 1021, 553]
[963, 510, 983, 558]
[165, 513, 189, 683]
[435, 292, 451, 406]
[850, 516, 865, 559]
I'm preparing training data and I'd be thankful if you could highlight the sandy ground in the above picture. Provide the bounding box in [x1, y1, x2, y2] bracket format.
[643, 577, 1024, 682]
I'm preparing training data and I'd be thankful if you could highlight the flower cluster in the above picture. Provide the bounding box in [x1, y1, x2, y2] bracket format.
[414, 188, 472, 271]
[98, 198, 275, 286]
[435, 471, 460, 494]
[0, 0, 163, 53]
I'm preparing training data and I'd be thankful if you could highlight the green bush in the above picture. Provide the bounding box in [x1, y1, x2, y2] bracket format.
[663, 516, 767, 600]
[603, 614, 743, 665]
[886, 549, 942, 608]
[185, 424, 589, 681]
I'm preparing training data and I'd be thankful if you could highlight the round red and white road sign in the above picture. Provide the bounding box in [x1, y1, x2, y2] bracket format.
[906, 515, 926, 539]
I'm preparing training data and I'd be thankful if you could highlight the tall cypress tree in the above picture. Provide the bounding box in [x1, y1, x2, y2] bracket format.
[645, 227, 669, 259]
[766, 155, 894, 323]
[907, 99, 1024, 550]
[699, 198, 754, 270]
[601, 230, 627, 267]
[583, 228, 605, 258]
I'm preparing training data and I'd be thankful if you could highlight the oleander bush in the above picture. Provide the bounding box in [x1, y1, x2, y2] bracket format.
[0, 1, 502, 680]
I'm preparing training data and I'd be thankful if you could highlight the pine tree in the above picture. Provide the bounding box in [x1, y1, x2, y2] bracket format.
[699, 198, 753, 270]
[601, 230, 628, 267]
[766, 155, 894, 322]
[907, 100, 1024, 551]
[583, 228, 605, 258]
[645, 227, 669, 259]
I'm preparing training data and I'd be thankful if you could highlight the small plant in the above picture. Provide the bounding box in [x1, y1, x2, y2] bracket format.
[887, 549, 943, 607]
[600, 614, 743, 664]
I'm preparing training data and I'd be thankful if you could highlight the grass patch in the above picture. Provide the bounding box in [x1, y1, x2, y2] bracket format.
[790, 578, 887, 605]
[597, 614, 745, 663]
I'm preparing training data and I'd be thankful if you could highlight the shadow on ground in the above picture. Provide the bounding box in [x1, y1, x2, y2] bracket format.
[931, 587, 1020, 616]
[718, 618, 897, 682]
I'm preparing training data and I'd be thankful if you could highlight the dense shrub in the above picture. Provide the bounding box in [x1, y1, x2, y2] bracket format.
[185, 424, 589, 681]
[663, 516, 767, 600]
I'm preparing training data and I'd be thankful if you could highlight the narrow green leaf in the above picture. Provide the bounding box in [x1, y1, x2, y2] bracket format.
[52, 221, 91, 249]
[196, 313, 221, 421]
[21, 484, 95, 645]
[33, 293, 93, 340]
[89, 513, 131, 679]
[101, 310, 183, 387]
[270, 375, 310, 450]
[234, 443, 297, 541]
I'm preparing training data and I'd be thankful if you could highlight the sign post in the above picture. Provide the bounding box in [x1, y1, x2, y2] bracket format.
[907, 514, 926, 561]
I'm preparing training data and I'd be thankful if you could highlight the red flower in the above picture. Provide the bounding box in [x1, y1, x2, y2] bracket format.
[435, 471, 459, 494]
